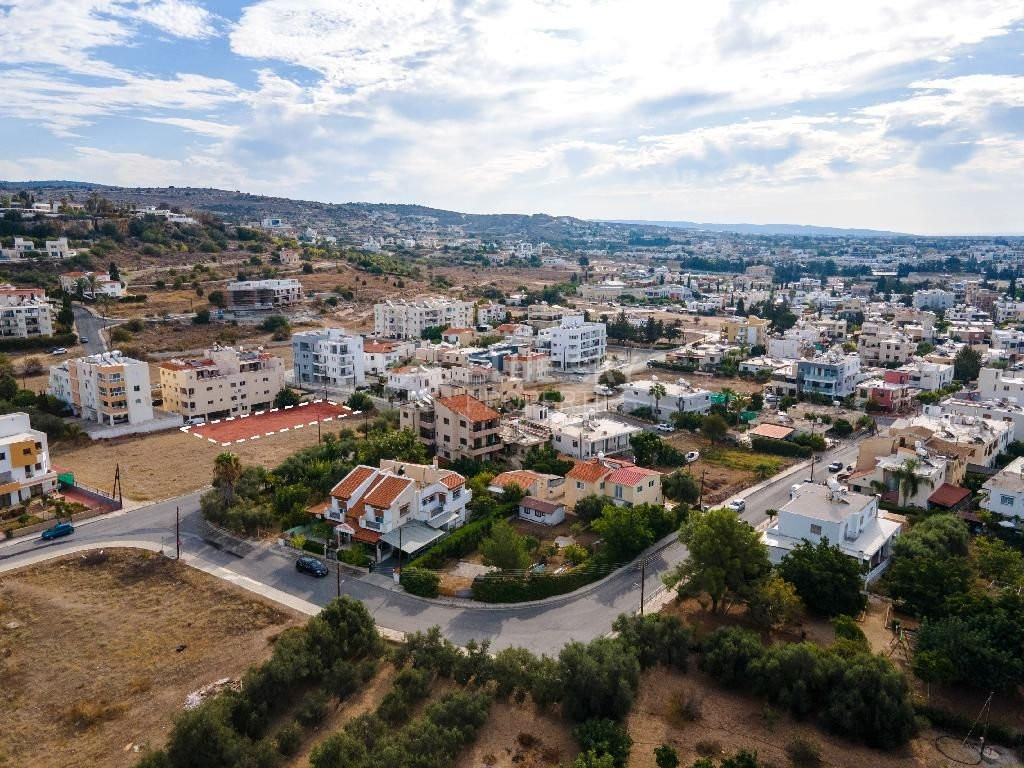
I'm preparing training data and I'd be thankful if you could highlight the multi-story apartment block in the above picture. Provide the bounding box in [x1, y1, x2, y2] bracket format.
[550, 412, 641, 459]
[897, 359, 954, 392]
[857, 321, 914, 365]
[912, 289, 955, 311]
[0, 286, 53, 338]
[49, 351, 153, 426]
[160, 346, 285, 421]
[720, 315, 770, 348]
[891, 408, 1014, 469]
[990, 329, 1024, 358]
[476, 303, 508, 326]
[503, 351, 550, 384]
[292, 328, 365, 389]
[321, 460, 470, 558]
[226, 279, 302, 311]
[538, 315, 607, 370]
[796, 351, 861, 399]
[374, 297, 474, 340]
[362, 339, 415, 376]
[855, 369, 912, 413]
[994, 301, 1024, 324]
[623, 378, 713, 420]
[0, 412, 57, 507]
[526, 303, 572, 330]
[388, 365, 449, 401]
[439, 366, 523, 408]
[978, 367, 1024, 401]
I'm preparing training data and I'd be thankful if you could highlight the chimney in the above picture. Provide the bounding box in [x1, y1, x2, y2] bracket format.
[432, 455, 439, 470]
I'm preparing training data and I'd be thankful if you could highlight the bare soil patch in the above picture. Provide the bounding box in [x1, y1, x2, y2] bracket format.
[454, 699, 577, 768]
[0, 549, 301, 768]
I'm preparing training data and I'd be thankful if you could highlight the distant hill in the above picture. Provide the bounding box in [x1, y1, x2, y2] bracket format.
[607, 219, 910, 238]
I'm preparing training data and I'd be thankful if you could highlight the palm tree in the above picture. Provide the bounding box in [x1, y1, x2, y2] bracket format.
[892, 458, 921, 506]
[213, 452, 242, 503]
[648, 382, 667, 419]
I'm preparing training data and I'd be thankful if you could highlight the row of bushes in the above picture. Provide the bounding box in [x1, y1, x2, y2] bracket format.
[0, 331, 76, 352]
[470, 566, 602, 603]
[400, 567, 440, 598]
[406, 516, 495, 570]
[750, 436, 812, 458]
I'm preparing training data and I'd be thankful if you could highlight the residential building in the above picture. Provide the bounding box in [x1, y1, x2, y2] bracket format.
[846, 445, 951, 509]
[767, 335, 805, 359]
[59, 270, 124, 298]
[492, 322, 534, 341]
[720, 315, 770, 348]
[898, 359, 954, 392]
[441, 327, 478, 346]
[362, 339, 415, 376]
[981, 457, 1024, 523]
[226, 279, 302, 311]
[476, 303, 508, 326]
[160, 346, 285, 421]
[517, 497, 567, 526]
[912, 289, 955, 311]
[0, 286, 53, 338]
[49, 351, 153, 426]
[990, 329, 1024, 358]
[374, 297, 474, 339]
[563, 456, 662, 509]
[388, 365, 449, 401]
[503, 351, 550, 384]
[488, 469, 565, 501]
[526, 304, 572, 329]
[665, 342, 735, 371]
[978, 367, 1024, 401]
[938, 397, 1024, 443]
[292, 328, 365, 389]
[763, 480, 903, 581]
[994, 301, 1024, 324]
[320, 460, 470, 559]
[857, 321, 914, 365]
[623, 378, 713, 419]
[796, 351, 861, 399]
[0, 412, 57, 507]
[538, 314, 607, 370]
[550, 412, 641, 459]
[439, 366, 523, 408]
[890, 409, 1014, 469]
[855, 369, 912, 413]
[400, 393, 503, 463]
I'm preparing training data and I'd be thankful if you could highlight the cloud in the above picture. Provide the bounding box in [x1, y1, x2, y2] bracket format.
[129, 0, 219, 39]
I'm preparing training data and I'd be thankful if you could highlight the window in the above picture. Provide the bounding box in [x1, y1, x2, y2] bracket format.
[810, 524, 822, 535]
[399, 504, 410, 516]
[1001, 494, 1015, 507]
[576, 481, 584, 490]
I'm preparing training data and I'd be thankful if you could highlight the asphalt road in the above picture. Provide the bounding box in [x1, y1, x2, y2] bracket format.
[0, 441, 860, 653]
[72, 305, 116, 354]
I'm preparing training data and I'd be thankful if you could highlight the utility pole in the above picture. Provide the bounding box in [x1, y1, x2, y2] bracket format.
[336, 560, 341, 598]
[175, 506, 180, 560]
[639, 559, 646, 615]
[698, 468, 707, 508]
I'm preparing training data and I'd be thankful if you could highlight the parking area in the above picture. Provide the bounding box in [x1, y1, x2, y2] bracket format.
[183, 400, 355, 445]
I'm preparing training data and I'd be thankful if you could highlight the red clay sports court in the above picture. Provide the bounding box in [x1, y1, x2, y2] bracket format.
[182, 401, 357, 444]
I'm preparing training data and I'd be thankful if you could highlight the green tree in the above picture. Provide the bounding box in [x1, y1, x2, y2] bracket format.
[574, 494, 607, 523]
[973, 536, 1024, 586]
[777, 538, 867, 617]
[668, 507, 771, 613]
[953, 346, 982, 382]
[701, 413, 729, 444]
[662, 470, 699, 504]
[192, 308, 211, 324]
[598, 369, 627, 387]
[648, 382, 667, 418]
[207, 290, 227, 308]
[559, 637, 640, 721]
[747, 573, 804, 629]
[523, 440, 573, 475]
[655, 744, 679, 768]
[108, 261, 120, 281]
[212, 452, 242, 503]
[346, 391, 375, 412]
[356, 428, 427, 466]
[592, 504, 656, 562]
[886, 514, 971, 616]
[479, 519, 532, 571]
[274, 387, 300, 408]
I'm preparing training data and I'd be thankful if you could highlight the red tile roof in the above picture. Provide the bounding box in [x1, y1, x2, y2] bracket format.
[606, 466, 662, 486]
[490, 470, 541, 492]
[749, 423, 794, 440]
[330, 465, 376, 499]
[363, 475, 413, 508]
[439, 472, 465, 489]
[567, 460, 614, 484]
[929, 483, 971, 508]
[364, 341, 399, 353]
[345, 514, 381, 543]
[437, 393, 499, 422]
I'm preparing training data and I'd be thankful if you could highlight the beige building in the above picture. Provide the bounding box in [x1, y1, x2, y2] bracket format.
[440, 366, 523, 408]
[0, 412, 57, 507]
[0, 285, 53, 338]
[564, 456, 663, 509]
[49, 351, 153, 426]
[720, 315, 770, 348]
[159, 346, 285, 421]
[401, 392, 502, 463]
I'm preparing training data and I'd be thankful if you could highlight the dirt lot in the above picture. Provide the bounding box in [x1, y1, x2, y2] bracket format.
[454, 699, 578, 768]
[661, 432, 793, 505]
[50, 419, 349, 502]
[0, 549, 301, 768]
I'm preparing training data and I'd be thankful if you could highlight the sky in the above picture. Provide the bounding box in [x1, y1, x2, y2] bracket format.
[1, 1, 1023, 235]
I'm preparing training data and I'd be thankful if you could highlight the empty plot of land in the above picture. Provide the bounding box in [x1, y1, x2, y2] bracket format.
[185, 401, 354, 444]
[0, 549, 301, 768]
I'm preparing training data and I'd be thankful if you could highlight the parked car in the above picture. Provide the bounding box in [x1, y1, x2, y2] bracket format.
[295, 556, 329, 577]
[727, 499, 746, 513]
[49, 347, 67, 355]
[685, 450, 700, 463]
[79, 337, 88, 344]
[40, 522, 74, 541]
[656, 423, 673, 433]
[828, 461, 844, 473]
[186, 416, 206, 426]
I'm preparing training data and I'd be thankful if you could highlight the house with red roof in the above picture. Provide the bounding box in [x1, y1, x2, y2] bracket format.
[401, 392, 503, 464]
[317, 459, 470, 560]
[564, 456, 663, 509]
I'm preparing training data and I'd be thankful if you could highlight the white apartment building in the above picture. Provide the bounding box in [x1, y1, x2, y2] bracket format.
[322, 460, 471, 558]
[978, 367, 1024, 401]
[476, 303, 508, 326]
[227, 279, 302, 311]
[981, 457, 1024, 523]
[767, 336, 805, 360]
[160, 346, 286, 421]
[912, 289, 955, 311]
[857, 321, 915, 365]
[549, 412, 641, 459]
[374, 298, 474, 340]
[0, 412, 57, 507]
[538, 314, 607, 370]
[994, 301, 1024, 324]
[938, 398, 1024, 443]
[898, 359, 954, 392]
[623, 378, 713, 419]
[990, 329, 1024, 357]
[362, 339, 416, 376]
[387, 365, 449, 401]
[292, 328, 365, 389]
[0, 286, 53, 338]
[49, 351, 153, 426]
[796, 351, 861, 399]
[763, 481, 903, 581]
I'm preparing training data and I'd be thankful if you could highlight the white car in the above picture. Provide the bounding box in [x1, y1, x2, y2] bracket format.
[727, 499, 746, 513]
[685, 451, 700, 463]
[656, 423, 673, 433]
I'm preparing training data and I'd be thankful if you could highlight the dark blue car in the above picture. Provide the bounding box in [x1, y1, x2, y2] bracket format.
[295, 556, 329, 577]
[41, 522, 75, 541]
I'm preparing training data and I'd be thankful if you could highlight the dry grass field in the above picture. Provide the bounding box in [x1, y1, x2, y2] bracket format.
[0, 550, 301, 768]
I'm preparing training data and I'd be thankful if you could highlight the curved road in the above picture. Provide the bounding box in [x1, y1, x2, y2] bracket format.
[0, 443, 858, 653]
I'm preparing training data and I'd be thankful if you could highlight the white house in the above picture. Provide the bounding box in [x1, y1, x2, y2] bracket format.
[387, 365, 448, 401]
[912, 289, 955, 311]
[623, 378, 713, 420]
[363, 339, 416, 376]
[517, 496, 567, 526]
[0, 412, 57, 507]
[898, 360, 954, 392]
[550, 412, 641, 459]
[763, 480, 903, 581]
[981, 457, 1024, 523]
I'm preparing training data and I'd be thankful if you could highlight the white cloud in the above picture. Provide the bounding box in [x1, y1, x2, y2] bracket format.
[129, 0, 219, 39]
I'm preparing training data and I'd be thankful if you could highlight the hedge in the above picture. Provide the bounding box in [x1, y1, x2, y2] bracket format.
[118, 294, 148, 303]
[471, 567, 599, 603]
[400, 567, 440, 598]
[407, 517, 495, 570]
[751, 436, 812, 458]
[0, 332, 76, 352]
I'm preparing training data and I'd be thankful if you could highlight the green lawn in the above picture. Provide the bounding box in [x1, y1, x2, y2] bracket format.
[703, 448, 784, 475]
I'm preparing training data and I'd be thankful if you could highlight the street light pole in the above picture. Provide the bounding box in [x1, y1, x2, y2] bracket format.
[639, 558, 646, 615]
[175, 506, 180, 560]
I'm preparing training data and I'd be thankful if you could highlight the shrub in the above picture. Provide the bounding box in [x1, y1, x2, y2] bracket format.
[573, 719, 632, 768]
[785, 737, 822, 768]
[400, 567, 440, 598]
[750, 436, 811, 458]
[699, 627, 764, 687]
[611, 613, 690, 670]
[276, 721, 302, 756]
[559, 637, 640, 721]
[0, 331, 77, 352]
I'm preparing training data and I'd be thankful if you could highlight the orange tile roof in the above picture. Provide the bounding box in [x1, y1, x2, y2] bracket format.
[439, 472, 465, 489]
[606, 466, 661, 486]
[331, 465, 376, 499]
[363, 475, 413, 508]
[307, 500, 332, 516]
[491, 470, 541, 492]
[346, 514, 381, 544]
[567, 460, 613, 484]
[748, 423, 794, 440]
[364, 341, 399, 353]
[437, 393, 499, 422]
